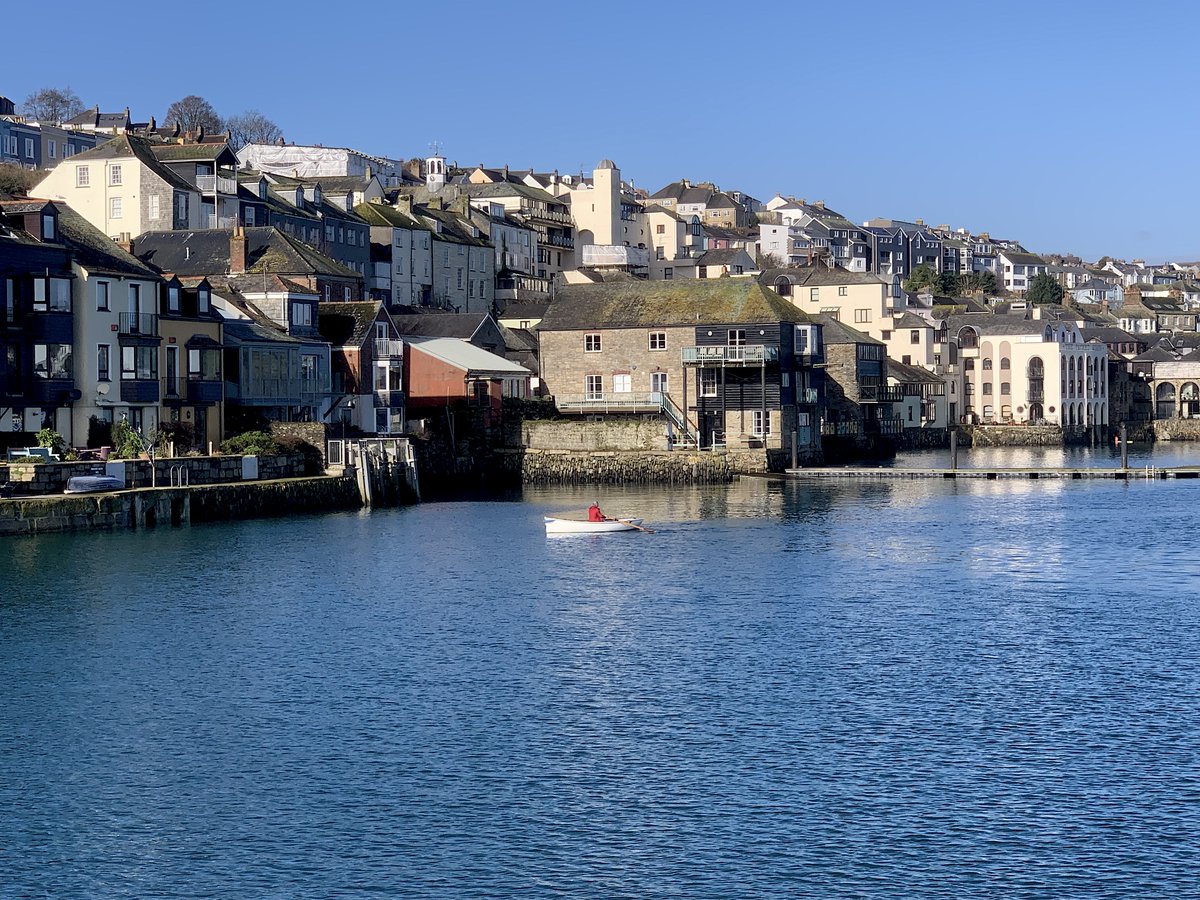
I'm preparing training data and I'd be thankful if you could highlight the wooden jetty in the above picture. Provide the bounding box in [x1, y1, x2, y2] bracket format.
[785, 466, 1200, 481]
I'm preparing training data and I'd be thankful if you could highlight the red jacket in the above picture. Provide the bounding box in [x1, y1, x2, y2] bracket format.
[588, 505, 605, 522]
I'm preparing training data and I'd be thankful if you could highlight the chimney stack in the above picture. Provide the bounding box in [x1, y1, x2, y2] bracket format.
[230, 226, 247, 275]
[394, 194, 414, 214]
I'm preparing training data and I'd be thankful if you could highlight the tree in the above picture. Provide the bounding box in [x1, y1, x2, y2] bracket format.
[1026, 272, 1064, 305]
[164, 95, 222, 133]
[0, 163, 39, 198]
[21, 87, 85, 123]
[937, 270, 959, 296]
[756, 251, 784, 270]
[225, 109, 282, 150]
[903, 263, 939, 294]
[977, 270, 998, 295]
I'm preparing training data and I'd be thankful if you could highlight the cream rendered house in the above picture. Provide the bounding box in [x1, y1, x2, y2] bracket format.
[34, 135, 202, 242]
[556, 160, 650, 275]
[949, 315, 1109, 426]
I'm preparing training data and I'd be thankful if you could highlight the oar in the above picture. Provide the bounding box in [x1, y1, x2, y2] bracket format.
[612, 518, 655, 534]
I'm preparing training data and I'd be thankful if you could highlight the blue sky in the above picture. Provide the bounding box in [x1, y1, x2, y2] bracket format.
[4, 1, 1196, 261]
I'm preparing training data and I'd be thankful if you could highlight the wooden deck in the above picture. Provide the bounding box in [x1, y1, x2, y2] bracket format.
[785, 466, 1200, 481]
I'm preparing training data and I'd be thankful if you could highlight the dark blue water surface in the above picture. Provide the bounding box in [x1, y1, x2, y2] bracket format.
[3, 473, 1200, 898]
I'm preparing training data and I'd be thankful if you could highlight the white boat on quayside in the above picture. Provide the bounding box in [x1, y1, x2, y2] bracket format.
[543, 516, 648, 535]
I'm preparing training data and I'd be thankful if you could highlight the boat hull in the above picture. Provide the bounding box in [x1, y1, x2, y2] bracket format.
[544, 516, 643, 534]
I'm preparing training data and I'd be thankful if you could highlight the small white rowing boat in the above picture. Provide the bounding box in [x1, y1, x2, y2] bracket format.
[544, 516, 645, 534]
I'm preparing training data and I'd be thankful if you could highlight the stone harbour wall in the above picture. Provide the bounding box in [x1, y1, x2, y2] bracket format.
[514, 449, 736, 484]
[521, 417, 670, 452]
[1, 453, 312, 498]
[1152, 419, 1200, 441]
[0, 475, 360, 538]
[966, 425, 1068, 447]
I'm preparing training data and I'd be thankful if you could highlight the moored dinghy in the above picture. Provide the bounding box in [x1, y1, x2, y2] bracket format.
[544, 516, 646, 534]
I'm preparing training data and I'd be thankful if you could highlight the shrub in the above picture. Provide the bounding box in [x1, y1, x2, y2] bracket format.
[219, 430, 279, 456]
[109, 419, 145, 460]
[275, 434, 323, 474]
[36, 428, 65, 455]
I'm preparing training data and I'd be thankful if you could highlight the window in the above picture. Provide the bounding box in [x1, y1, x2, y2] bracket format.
[33, 278, 71, 312]
[96, 281, 110, 311]
[656, 246, 665, 260]
[585, 374, 603, 399]
[148, 195, 160, 220]
[663, 268, 673, 280]
[197, 287, 209, 314]
[838, 286, 848, 296]
[290, 302, 312, 326]
[584, 333, 602, 352]
[48, 140, 56, 159]
[648, 332, 666, 351]
[982, 358, 993, 370]
[752, 409, 771, 436]
[344, 286, 352, 301]
[97, 344, 111, 381]
[698, 266, 708, 279]
[25, 138, 34, 158]
[457, 268, 463, 290]
[121, 345, 157, 380]
[1001, 382, 1011, 395]
[881, 330, 892, 340]
[700, 369, 717, 397]
[325, 225, 335, 242]
[613, 373, 631, 393]
[42, 214, 55, 240]
[651, 372, 668, 393]
[910, 330, 920, 344]
[854, 309, 871, 324]
[76, 166, 89, 187]
[656, 223, 665, 234]
[964, 358, 975, 371]
[168, 285, 181, 313]
[33, 344, 72, 379]
[110, 164, 122, 186]
[110, 197, 122, 218]
[983, 383, 993, 395]
[810, 288, 819, 301]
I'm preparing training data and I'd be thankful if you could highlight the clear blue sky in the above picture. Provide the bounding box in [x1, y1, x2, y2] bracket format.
[4, 1, 1196, 261]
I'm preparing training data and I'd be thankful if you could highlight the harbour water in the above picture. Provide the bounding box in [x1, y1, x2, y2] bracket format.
[3, 460, 1200, 897]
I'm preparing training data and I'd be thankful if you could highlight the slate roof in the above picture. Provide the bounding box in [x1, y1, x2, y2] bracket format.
[133, 226, 359, 279]
[499, 301, 549, 321]
[812, 315, 883, 346]
[223, 319, 305, 345]
[391, 312, 488, 340]
[55, 204, 160, 279]
[893, 311, 930, 330]
[999, 249, 1047, 266]
[707, 192, 739, 210]
[944, 314, 1059, 336]
[150, 142, 234, 162]
[354, 202, 431, 231]
[318, 301, 384, 348]
[543, 279, 813, 330]
[887, 359, 943, 384]
[697, 249, 751, 267]
[1080, 326, 1142, 345]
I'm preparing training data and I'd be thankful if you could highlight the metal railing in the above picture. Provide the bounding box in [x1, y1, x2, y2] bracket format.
[119, 312, 159, 336]
[557, 391, 666, 413]
[204, 214, 236, 229]
[798, 387, 819, 404]
[682, 345, 779, 365]
[374, 338, 404, 358]
[195, 174, 238, 194]
[859, 384, 904, 402]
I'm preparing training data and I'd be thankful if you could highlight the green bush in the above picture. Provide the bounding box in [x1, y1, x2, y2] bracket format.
[36, 428, 65, 455]
[219, 430, 279, 456]
[109, 419, 145, 460]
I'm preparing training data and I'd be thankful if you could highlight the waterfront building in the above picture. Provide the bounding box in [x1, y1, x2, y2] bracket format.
[404, 337, 531, 429]
[814, 316, 900, 437]
[55, 205, 166, 447]
[157, 276, 224, 451]
[554, 160, 650, 278]
[317, 301, 405, 436]
[34, 135, 203, 240]
[0, 199, 76, 443]
[886, 358, 948, 430]
[538, 278, 824, 453]
[391, 312, 507, 357]
[946, 314, 1109, 426]
[644, 204, 703, 282]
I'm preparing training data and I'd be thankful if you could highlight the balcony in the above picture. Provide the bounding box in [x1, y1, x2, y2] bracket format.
[858, 384, 904, 403]
[1027, 387, 1045, 403]
[543, 232, 574, 249]
[521, 205, 572, 226]
[374, 338, 404, 358]
[195, 173, 239, 194]
[557, 392, 665, 414]
[797, 387, 819, 404]
[204, 214, 237, 229]
[164, 376, 222, 404]
[682, 345, 779, 366]
[120, 378, 160, 403]
[374, 388, 404, 408]
[119, 312, 159, 337]
[581, 245, 649, 268]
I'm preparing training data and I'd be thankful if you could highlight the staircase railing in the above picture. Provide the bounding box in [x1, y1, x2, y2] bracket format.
[659, 392, 698, 448]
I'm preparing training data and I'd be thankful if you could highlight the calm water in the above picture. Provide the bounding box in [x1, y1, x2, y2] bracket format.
[3, 472, 1200, 898]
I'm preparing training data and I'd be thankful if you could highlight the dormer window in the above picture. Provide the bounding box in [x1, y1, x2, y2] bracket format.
[168, 285, 181, 313]
[258, 179, 267, 200]
[197, 287, 210, 313]
[41, 213, 55, 241]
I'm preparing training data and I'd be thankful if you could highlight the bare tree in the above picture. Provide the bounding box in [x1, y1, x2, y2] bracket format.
[164, 95, 223, 133]
[225, 110, 282, 150]
[22, 87, 85, 124]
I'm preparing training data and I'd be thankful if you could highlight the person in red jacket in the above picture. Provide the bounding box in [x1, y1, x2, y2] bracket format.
[587, 501, 607, 522]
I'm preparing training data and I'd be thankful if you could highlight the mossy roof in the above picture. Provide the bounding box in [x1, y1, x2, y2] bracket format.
[543, 278, 813, 330]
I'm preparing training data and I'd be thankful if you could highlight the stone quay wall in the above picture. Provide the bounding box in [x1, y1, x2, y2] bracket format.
[0, 475, 360, 538]
[513, 449, 736, 484]
[521, 417, 669, 452]
[966, 425, 1070, 447]
[1152, 419, 1200, 441]
[1, 453, 312, 498]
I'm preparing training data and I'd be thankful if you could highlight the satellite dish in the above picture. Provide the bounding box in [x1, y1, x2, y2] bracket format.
[97, 383, 110, 396]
